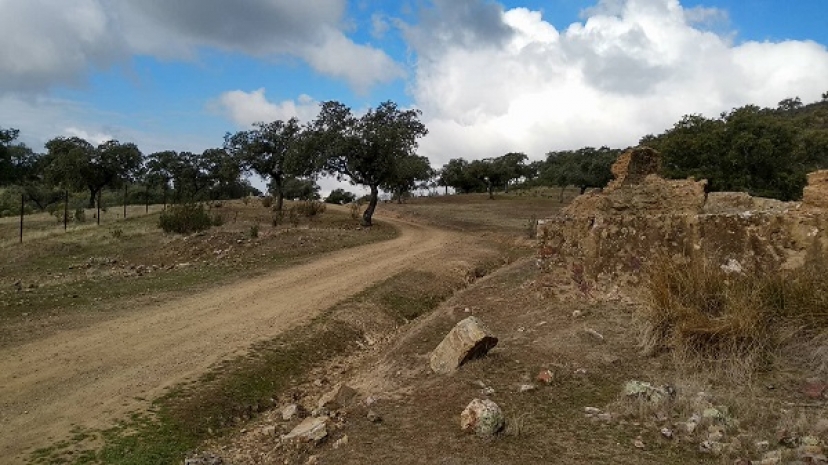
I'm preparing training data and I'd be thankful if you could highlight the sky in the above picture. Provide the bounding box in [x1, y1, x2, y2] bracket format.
[1, 0, 827, 195]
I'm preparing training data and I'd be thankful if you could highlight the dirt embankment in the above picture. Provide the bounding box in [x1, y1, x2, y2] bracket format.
[0, 215, 457, 463]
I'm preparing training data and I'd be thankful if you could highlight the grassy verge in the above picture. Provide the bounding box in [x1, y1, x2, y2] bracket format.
[30, 266, 465, 465]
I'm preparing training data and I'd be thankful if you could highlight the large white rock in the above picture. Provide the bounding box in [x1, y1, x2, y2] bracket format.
[460, 398, 504, 436]
[282, 416, 329, 443]
[429, 316, 498, 374]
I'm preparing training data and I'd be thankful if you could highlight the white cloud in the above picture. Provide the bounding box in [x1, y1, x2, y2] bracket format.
[0, 0, 124, 92]
[63, 127, 113, 145]
[0, 0, 403, 95]
[213, 89, 319, 128]
[403, 0, 828, 167]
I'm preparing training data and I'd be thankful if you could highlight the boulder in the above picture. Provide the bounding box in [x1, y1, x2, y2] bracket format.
[281, 403, 300, 421]
[317, 382, 357, 410]
[460, 399, 504, 436]
[429, 317, 498, 374]
[282, 416, 329, 443]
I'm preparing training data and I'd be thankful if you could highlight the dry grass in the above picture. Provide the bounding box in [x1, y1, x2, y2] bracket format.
[640, 251, 828, 374]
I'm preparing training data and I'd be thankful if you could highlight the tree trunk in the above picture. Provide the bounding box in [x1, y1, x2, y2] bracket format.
[559, 185, 566, 202]
[579, 185, 588, 195]
[273, 174, 284, 212]
[362, 184, 379, 226]
[88, 187, 99, 209]
[487, 183, 494, 200]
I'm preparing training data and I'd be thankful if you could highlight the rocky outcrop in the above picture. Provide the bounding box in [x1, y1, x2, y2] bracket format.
[542, 147, 828, 276]
[804, 170, 828, 209]
[430, 317, 498, 374]
[460, 398, 504, 436]
[608, 146, 662, 188]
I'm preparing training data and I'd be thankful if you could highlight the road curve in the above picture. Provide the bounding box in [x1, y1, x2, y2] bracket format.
[0, 215, 454, 463]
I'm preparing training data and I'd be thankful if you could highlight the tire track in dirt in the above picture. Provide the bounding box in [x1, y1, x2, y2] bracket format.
[0, 215, 456, 463]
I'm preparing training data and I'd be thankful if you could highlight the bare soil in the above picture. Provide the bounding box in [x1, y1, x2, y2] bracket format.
[0, 214, 456, 463]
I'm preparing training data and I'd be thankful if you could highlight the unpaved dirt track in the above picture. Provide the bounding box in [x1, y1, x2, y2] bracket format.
[0, 215, 455, 463]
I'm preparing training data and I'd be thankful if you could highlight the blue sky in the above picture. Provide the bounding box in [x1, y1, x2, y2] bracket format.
[1, 0, 827, 194]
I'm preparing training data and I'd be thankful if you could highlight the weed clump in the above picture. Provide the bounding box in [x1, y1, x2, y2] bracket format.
[640, 252, 828, 370]
[158, 203, 215, 234]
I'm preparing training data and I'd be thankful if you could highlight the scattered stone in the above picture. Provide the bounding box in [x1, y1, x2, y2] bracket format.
[480, 386, 495, 396]
[633, 436, 646, 449]
[518, 384, 536, 393]
[580, 327, 605, 343]
[282, 416, 329, 443]
[536, 369, 554, 384]
[364, 395, 377, 406]
[572, 310, 583, 318]
[597, 413, 613, 422]
[333, 434, 349, 449]
[460, 399, 505, 437]
[721, 258, 744, 274]
[755, 440, 770, 451]
[306, 456, 319, 465]
[574, 368, 588, 375]
[317, 383, 357, 410]
[584, 407, 602, 415]
[661, 427, 673, 439]
[260, 425, 277, 436]
[707, 425, 725, 442]
[623, 380, 667, 404]
[699, 440, 728, 456]
[430, 317, 499, 374]
[366, 410, 382, 423]
[282, 404, 300, 421]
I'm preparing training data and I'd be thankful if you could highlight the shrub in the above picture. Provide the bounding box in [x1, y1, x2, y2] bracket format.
[74, 208, 86, 223]
[158, 203, 214, 234]
[261, 196, 273, 208]
[212, 213, 224, 227]
[249, 223, 259, 239]
[110, 227, 123, 239]
[640, 251, 828, 370]
[295, 200, 326, 217]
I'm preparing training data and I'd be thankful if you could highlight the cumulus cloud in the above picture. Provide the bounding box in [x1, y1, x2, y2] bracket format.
[0, 0, 403, 95]
[0, 0, 124, 92]
[213, 89, 320, 128]
[402, 0, 828, 167]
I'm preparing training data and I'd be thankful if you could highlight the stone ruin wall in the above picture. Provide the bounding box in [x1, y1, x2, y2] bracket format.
[539, 147, 828, 277]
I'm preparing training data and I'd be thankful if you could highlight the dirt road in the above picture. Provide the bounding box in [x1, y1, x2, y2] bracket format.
[0, 215, 455, 463]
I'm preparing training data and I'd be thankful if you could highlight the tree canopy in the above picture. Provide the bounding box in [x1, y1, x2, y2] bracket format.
[225, 117, 310, 212]
[642, 100, 828, 200]
[44, 137, 143, 207]
[302, 100, 428, 225]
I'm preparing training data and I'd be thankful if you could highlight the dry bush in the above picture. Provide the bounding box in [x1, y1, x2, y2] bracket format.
[639, 250, 828, 372]
[260, 196, 273, 208]
[295, 200, 326, 217]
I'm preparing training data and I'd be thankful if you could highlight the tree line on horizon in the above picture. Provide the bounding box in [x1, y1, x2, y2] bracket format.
[0, 101, 431, 226]
[3, 93, 828, 225]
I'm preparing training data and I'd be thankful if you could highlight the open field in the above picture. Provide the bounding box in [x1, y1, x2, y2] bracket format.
[0, 194, 562, 464]
[9, 189, 823, 465]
